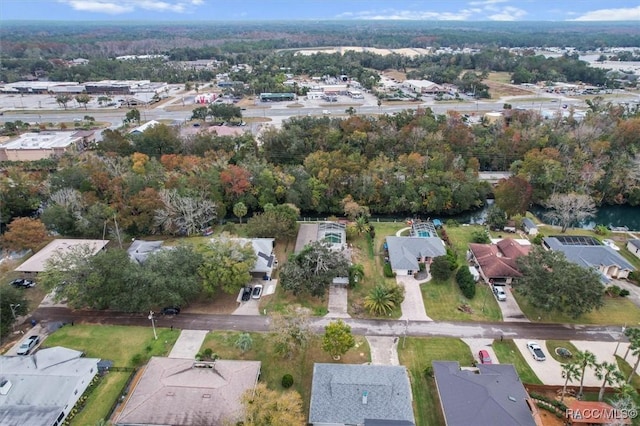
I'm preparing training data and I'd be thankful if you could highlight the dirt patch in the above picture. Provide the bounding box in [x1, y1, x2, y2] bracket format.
[484, 79, 536, 99]
[383, 69, 407, 82]
[539, 409, 565, 426]
[185, 291, 238, 315]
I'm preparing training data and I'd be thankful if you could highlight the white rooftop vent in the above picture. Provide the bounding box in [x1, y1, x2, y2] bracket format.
[362, 390, 368, 405]
[0, 379, 12, 395]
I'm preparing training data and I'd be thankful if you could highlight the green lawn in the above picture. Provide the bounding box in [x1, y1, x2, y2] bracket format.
[70, 372, 131, 426]
[398, 337, 474, 426]
[545, 340, 580, 363]
[422, 278, 502, 321]
[43, 324, 180, 366]
[42, 324, 180, 426]
[492, 339, 542, 384]
[514, 291, 640, 325]
[201, 331, 370, 418]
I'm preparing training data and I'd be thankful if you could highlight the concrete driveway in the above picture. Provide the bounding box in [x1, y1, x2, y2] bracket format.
[396, 276, 432, 321]
[612, 279, 640, 309]
[462, 338, 499, 364]
[493, 284, 529, 322]
[327, 286, 350, 318]
[168, 330, 208, 359]
[4, 324, 46, 356]
[513, 339, 627, 386]
[366, 336, 399, 365]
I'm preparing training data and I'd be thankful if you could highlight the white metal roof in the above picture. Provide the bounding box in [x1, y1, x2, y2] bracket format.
[15, 239, 109, 273]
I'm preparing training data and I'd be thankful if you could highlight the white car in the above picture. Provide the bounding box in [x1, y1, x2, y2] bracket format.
[602, 239, 620, 251]
[526, 341, 546, 361]
[492, 285, 507, 302]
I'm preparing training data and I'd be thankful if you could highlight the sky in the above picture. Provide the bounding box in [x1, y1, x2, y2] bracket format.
[1, 0, 639, 21]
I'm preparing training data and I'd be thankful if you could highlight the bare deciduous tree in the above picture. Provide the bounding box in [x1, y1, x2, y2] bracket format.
[270, 307, 311, 360]
[154, 189, 217, 236]
[50, 187, 84, 211]
[545, 192, 596, 232]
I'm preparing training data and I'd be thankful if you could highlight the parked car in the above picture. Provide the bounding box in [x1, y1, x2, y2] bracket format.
[602, 239, 620, 251]
[252, 284, 263, 299]
[161, 306, 181, 315]
[241, 286, 252, 301]
[17, 335, 40, 355]
[478, 349, 492, 364]
[527, 341, 546, 361]
[10, 278, 36, 288]
[492, 284, 507, 302]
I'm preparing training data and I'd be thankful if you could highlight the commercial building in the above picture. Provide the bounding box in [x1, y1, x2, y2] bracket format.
[0, 131, 92, 161]
[15, 239, 109, 274]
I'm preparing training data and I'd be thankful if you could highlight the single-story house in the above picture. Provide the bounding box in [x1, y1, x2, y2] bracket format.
[385, 236, 446, 276]
[627, 239, 640, 260]
[543, 236, 635, 280]
[565, 400, 631, 425]
[113, 358, 261, 426]
[127, 240, 165, 265]
[0, 347, 100, 426]
[223, 237, 276, 279]
[468, 238, 531, 284]
[129, 120, 160, 135]
[433, 361, 541, 426]
[15, 239, 109, 275]
[522, 218, 539, 236]
[309, 363, 415, 426]
[294, 222, 350, 285]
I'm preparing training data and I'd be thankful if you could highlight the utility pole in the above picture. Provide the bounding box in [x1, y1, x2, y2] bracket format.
[10, 304, 21, 331]
[148, 311, 158, 340]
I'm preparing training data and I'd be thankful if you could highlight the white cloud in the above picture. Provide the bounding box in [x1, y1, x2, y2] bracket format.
[59, 0, 205, 14]
[468, 0, 509, 5]
[571, 6, 640, 21]
[488, 6, 527, 21]
[337, 8, 473, 20]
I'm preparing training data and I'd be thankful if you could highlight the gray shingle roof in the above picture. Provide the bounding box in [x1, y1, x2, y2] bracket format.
[309, 364, 415, 425]
[0, 347, 99, 426]
[386, 236, 446, 271]
[433, 361, 536, 426]
[629, 239, 640, 250]
[543, 237, 635, 271]
[128, 240, 164, 264]
[522, 218, 537, 229]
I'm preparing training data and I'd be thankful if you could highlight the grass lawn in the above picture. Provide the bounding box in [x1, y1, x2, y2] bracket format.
[71, 371, 131, 426]
[398, 337, 473, 426]
[43, 324, 180, 367]
[349, 222, 406, 319]
[545, 340, 580, 363]
[201, 331, 371, 418]
[514, 291, 640, 326]
[422, 278, 502, 321]
[492, 339, 542, 384]
[615, 355, 640, 390]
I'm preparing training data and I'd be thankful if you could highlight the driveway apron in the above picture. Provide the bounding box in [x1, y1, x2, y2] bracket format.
[168, 329, 208, 359]
[366, 336, 400, 366]
[326, 285, 350, 318]
[396, 275, 432, 321]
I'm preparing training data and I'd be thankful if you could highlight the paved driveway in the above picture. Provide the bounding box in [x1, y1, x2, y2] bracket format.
[326, 285, 350, 318]
[462, 338, 499, 365]
[168, 330, 208, 359]
[493, 284, 528, 322]
[514, 339, 626, 386]
[366, 336, 399, 365]
[612, 279, 640, 309]
[397, 276, 432, 321]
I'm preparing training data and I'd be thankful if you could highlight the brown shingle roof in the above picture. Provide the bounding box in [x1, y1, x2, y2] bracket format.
[468, 239, 530, 280]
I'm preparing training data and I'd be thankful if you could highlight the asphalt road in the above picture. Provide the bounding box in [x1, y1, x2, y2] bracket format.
[33, 306, 624, 342]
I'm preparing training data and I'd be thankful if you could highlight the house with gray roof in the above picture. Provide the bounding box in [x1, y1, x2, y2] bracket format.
[628, 239, 640, 260]
[113, 357, 261, 426]
[0, 347, 100, 426]
[226, 237, 276, 279]
[522, 218, 539, 236]
[309, 363, 415, 426]
[543, 236, 635, 280]
[385, 236, 446, 276]
[127, 240, 165, 264]
[433, 361, 540, 426]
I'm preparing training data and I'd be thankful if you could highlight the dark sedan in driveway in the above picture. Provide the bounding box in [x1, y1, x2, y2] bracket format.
[10, 278, 36, 288]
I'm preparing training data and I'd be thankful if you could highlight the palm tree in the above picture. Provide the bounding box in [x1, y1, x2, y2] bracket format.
[595, 361, 624, 402]
[627, 339, 640, 383]
[575, 350, 598, 398]
[234, 333, 253, 354]
[560, 362, 581, 402]
[355, 216, 370, 235]
[364, 285, 396, 315]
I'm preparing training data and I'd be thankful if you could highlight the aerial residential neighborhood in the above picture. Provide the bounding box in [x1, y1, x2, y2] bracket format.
[1, 3, 640, 426]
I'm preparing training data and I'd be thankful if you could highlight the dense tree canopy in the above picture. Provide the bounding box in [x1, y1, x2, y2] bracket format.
[516, 246, 604, 318]
[198, 237, 256, 295]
